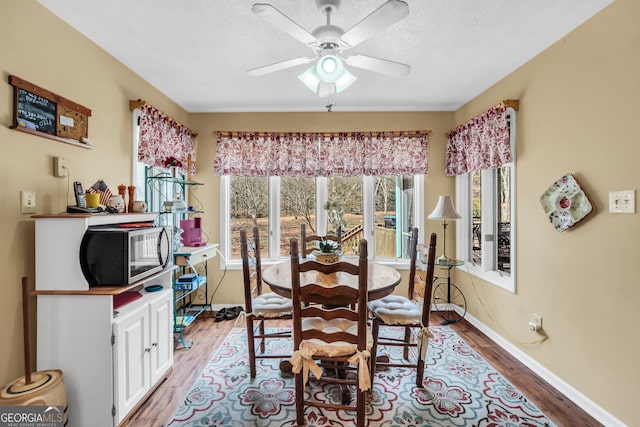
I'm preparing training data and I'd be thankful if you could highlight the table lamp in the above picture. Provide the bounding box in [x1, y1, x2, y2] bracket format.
[428, 195, 462, 263]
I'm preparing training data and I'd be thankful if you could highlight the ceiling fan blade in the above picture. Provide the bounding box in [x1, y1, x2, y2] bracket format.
[247, 56, 315, 76]
[339, 0, 409, 48]
[345, 54, 410, 77]
[252, 3, 319, 48]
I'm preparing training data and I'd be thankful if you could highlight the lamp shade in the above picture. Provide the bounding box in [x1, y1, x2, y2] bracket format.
[428, 195, 461, 220]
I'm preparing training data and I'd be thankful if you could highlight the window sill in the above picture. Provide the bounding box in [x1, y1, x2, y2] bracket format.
[459, 262, 515, 293]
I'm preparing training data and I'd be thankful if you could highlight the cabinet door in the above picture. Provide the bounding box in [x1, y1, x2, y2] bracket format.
[113, 305, 150, 424]
[149, 291, 174, 383]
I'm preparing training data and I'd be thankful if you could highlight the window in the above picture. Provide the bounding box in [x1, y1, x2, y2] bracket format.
[455, 109, 516, 292]
[221, 174, 424, 268]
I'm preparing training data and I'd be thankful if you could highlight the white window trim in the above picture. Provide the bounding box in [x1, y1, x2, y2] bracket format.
[455, 108, 516, 293]
[220, 174, 425, 271]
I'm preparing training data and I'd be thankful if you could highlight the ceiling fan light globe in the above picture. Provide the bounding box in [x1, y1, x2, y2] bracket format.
[297, 66, 321, 92]
[317, 81, 336, 98]
[316, 55, 344, 82]
[335, 69, 357, 93]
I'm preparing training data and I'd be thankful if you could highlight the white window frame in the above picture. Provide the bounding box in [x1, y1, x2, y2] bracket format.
[455, 108, 516, 293]
[220, 175, 425, 270]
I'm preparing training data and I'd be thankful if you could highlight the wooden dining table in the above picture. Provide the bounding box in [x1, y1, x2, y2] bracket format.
[262, 258, 402, 301]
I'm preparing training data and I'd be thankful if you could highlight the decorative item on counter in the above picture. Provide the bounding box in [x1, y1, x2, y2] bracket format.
[84, 192, 100, 208]
[127, 186, 136, 213]
[108, 194, 125, 213]
[87, 180, 113, 206]
[540, 173, 593, 232]
[117, 184, 127, 210]
[132, 201, 147, 213]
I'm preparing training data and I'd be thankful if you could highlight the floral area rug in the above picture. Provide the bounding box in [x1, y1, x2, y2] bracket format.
[167, 326, 556, 426]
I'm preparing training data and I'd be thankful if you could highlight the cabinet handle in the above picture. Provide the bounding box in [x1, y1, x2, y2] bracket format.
[152, 342, 158, 347]
[145, 347, 151, 353]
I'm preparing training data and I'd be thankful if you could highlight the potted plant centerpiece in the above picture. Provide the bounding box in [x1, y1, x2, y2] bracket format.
[314, 240, 342, 264]
[312, 199, 348, 263]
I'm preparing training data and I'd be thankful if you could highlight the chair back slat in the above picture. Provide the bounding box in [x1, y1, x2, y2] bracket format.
[298, 283, 359, 307]
[290, 237, 368, 352]
[302, 329, 359, 345]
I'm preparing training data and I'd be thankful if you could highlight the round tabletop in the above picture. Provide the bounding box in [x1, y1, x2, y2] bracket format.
[262, 258, 402, 301]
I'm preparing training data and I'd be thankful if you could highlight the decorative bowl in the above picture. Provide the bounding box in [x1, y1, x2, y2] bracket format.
[312, 250, 341, 264]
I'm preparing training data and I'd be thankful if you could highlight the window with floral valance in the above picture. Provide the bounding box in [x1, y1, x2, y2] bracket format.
[138, 104, 198, 175]
[445, 104, 512, 176]
[448, 100, 518, 293]
[213, 131, 430, 177]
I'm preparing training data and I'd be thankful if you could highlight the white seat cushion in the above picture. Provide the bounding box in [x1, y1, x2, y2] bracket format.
[369, 295, 422, 325]
[252, 292, 292, 318]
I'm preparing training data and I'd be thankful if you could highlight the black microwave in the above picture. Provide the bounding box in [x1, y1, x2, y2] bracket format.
[80, 224, 172, 285]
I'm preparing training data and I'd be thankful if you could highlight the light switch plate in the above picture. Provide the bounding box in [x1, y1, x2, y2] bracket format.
[21, 190, 36, 214]
[609, 190, 635, 214]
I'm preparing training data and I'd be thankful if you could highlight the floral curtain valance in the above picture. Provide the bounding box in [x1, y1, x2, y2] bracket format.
[138, 104, 198, 175]
[444, 104, 512, 176]
[213, 131, 429, 177]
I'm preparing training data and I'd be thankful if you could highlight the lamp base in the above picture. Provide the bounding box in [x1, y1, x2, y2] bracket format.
[437, 254, 452, 264]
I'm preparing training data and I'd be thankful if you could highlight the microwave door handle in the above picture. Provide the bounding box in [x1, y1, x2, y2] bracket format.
[158, 227, 169, 267]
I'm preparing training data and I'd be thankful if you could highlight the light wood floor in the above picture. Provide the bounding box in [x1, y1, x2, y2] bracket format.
[122, 311, 602, 427]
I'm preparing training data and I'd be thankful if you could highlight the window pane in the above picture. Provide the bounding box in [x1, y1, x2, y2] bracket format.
[497, 165, 511, 275]
[327, 176, 363, 256]
[471, 170, 482, 265]
[230, 176, 269, 259]
[374, 176, 414, 259]
[280, 177, 316, 257]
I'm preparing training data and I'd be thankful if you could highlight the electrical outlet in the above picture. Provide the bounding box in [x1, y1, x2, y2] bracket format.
[54, 156, 68, 177]
[528, 313, 542, 332]
[609, 190, 635, 213]
[20, 190, 36, 214]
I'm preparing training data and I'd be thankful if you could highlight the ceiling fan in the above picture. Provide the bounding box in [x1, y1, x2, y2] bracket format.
[247, 0, 410, 97]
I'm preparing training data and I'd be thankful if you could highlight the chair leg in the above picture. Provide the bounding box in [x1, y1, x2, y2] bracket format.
[245, 317, 257, 378]
[294, 369, 305, 425]
[402, 326, 412, 360]
[356, 386, 366, 427]
[258, 319, 266, 354]
[416, 349, 425, 388]
[370, 318, 380, 380]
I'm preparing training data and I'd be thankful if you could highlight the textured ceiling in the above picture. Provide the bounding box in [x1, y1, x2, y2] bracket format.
[37, 0, 613, 113]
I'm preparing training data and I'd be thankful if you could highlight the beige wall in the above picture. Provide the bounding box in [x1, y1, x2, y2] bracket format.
[0, 0, 636, 425]
[0, 1, 191, 386]
[453, 1, 639, 425]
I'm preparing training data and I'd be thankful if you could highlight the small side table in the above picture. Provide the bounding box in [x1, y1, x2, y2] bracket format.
[433, 259, 467, 325]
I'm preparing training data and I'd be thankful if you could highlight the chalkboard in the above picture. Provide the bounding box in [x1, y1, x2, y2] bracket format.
[16, 88, 56, 135]
[9, 75, 92, 148]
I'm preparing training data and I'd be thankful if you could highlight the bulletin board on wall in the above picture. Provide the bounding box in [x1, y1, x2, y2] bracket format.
[8, 75, 94, 149]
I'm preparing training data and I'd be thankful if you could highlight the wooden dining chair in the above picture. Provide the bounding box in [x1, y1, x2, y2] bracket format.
[240, 226, 292, 378]
[289, 237, 371, 427]
[368, 228, 437, 387]
[300, 223, 342, 259]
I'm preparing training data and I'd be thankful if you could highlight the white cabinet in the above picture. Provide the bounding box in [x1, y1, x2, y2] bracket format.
[113, 289, 173, 425]
[34, 214, 175, 427]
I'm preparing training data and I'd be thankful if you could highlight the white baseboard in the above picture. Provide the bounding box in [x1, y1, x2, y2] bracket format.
[461, 311, 626, 427]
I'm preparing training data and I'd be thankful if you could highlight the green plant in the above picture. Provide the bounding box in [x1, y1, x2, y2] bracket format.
[318, 240, 341, 253]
